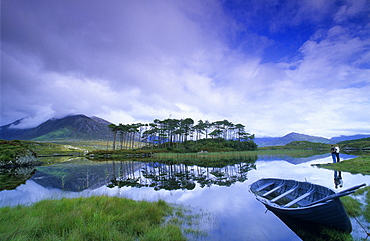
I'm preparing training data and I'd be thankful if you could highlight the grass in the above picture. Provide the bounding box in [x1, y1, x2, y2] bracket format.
[21, 140, 87, 156]
[360, 186, 370, 222]
[313, 156, 370, 175]
[316, 156, 370, 237]
[0, 140, 32, 162]
[340, 196, 363, 217]
[0, 196, 185, 241]
[33, 127, 73, 140]
[38, 139, 111, 151]
[338, 138, 370, 150]
[296, 226, 353, 241]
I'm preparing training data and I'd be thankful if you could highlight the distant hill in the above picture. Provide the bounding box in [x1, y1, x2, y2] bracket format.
[0, 115, 111, 140]
[253, 137, 280, 147]
[0, 119, 27, 140]
[255, 132, 370, 147]
[330, 134, 370, 143]
[2, 115, 369, 145]
[255, 132, 331, 147]
[337, 137, 370, 150]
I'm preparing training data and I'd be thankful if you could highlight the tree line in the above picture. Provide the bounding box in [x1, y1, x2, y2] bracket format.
[108, 118, 255, 150]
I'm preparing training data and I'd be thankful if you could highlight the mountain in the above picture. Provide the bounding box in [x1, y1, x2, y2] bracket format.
[255, 132, 370, 147]
[0, 115, 112, 140]
[253, 137, 280, 147]
[0, 118, 28, 140]
[2, 115, 369, 144]
[255, 132, 331, 147]
[330, 134, 370, 143]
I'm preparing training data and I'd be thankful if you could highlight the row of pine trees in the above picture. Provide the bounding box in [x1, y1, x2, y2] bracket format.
[108, 118, 254, 150]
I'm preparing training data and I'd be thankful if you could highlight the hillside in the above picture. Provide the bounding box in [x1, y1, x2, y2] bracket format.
[2, 115, 369, 145]
[330, 134, 370, 143]
[337, 137, 370, 150]
[255, 132, 331, 147]
[0, 115, 111, 141]
[255, 132, 370, 147]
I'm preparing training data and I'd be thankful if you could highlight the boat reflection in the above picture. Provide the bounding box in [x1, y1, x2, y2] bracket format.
[268, 209, 351, 240]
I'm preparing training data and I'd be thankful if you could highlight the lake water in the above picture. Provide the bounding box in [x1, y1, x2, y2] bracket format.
[1, 153, 369, 240]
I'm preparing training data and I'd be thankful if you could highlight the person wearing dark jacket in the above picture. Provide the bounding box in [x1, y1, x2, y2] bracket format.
[330, 145, 337, 163]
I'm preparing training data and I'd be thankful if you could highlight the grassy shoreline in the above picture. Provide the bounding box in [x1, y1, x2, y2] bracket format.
[313, 155, 370, 235]
[0, 196, 186, 241]
[313, 156, 370, 175]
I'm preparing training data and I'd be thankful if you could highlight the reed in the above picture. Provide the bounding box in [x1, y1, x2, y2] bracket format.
[340, 196, 362, 217]
[0, 196, 185, 241]
[365, 186, 370, 222]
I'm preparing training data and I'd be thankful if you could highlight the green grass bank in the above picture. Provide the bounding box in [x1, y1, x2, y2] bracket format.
[0, 196, 185, 241]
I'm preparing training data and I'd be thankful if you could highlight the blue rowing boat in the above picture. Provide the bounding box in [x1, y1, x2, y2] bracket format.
[250, 178, 366, 233]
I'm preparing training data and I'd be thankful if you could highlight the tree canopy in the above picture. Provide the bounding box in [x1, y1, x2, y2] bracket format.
[108, 118, 256, 151]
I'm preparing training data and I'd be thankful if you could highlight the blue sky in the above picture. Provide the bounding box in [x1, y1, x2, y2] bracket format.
[1, 0, 370, 138]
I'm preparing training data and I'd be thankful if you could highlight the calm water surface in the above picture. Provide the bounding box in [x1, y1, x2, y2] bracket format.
[1, 153, 369, 240]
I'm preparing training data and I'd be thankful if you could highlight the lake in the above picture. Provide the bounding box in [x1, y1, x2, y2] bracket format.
[1, 153, 369, 240]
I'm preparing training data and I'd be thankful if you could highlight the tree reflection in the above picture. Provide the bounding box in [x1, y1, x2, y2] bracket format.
[107, 157, 256, 190]
[0, 166, 36, 191]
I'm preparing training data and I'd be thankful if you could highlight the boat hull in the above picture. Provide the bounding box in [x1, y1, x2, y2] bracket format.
[250, 178, 352, 233]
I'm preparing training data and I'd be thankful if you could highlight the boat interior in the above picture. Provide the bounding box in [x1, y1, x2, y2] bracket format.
[251, 179, 335, 208]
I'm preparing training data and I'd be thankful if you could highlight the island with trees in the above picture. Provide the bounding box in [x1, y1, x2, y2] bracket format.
[105, 118, 257, 154]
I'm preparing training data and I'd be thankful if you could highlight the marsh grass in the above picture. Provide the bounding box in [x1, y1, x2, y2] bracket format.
[340, 196, 363, 217]
[0, 196, 185, 241]
[313, 156, 370, 175]
[341, 186, 370, 238]
[364, 186, 370, 222]
[315, 166, 370, 234]
[318, 227, 353, 241]
[167, 206, 211, 240]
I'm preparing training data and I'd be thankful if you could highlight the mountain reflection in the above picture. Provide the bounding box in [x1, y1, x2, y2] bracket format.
[108, 157, 257, 190]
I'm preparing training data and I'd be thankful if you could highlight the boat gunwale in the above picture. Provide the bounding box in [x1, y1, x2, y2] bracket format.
[250, 178, 335, 209]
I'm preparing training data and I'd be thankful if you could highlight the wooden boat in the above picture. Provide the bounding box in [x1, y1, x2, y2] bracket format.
[250, 178, 366, 233]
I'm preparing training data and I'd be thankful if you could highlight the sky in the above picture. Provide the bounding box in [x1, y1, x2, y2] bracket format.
[1, 0, 370, 138]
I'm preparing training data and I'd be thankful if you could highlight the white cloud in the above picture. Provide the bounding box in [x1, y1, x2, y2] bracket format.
[1, 0, 369, 138]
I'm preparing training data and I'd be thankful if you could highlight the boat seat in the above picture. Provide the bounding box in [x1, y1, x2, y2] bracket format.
[284, 185, 315, 208]
[271, 183, 299, 203]
[256, 182, 275, 192]
[262, 181, 285, 197]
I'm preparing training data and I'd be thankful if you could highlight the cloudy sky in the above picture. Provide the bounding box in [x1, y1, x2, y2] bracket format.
[1, 0, 370, 138]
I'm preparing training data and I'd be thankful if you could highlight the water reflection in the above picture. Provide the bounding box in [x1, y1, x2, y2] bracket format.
[31, 158, 142, 192]
[0, 166, 36, 191]
[1, 153, 369, 240]
[3, 156, 257, 192]
[334, 170, 343, 189]
[108, 160, 256, 190]
[268, 209, 351, 240]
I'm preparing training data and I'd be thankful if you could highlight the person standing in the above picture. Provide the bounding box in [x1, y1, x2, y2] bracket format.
[330, 145, 337, 163]
[335, 144, 340, 162]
